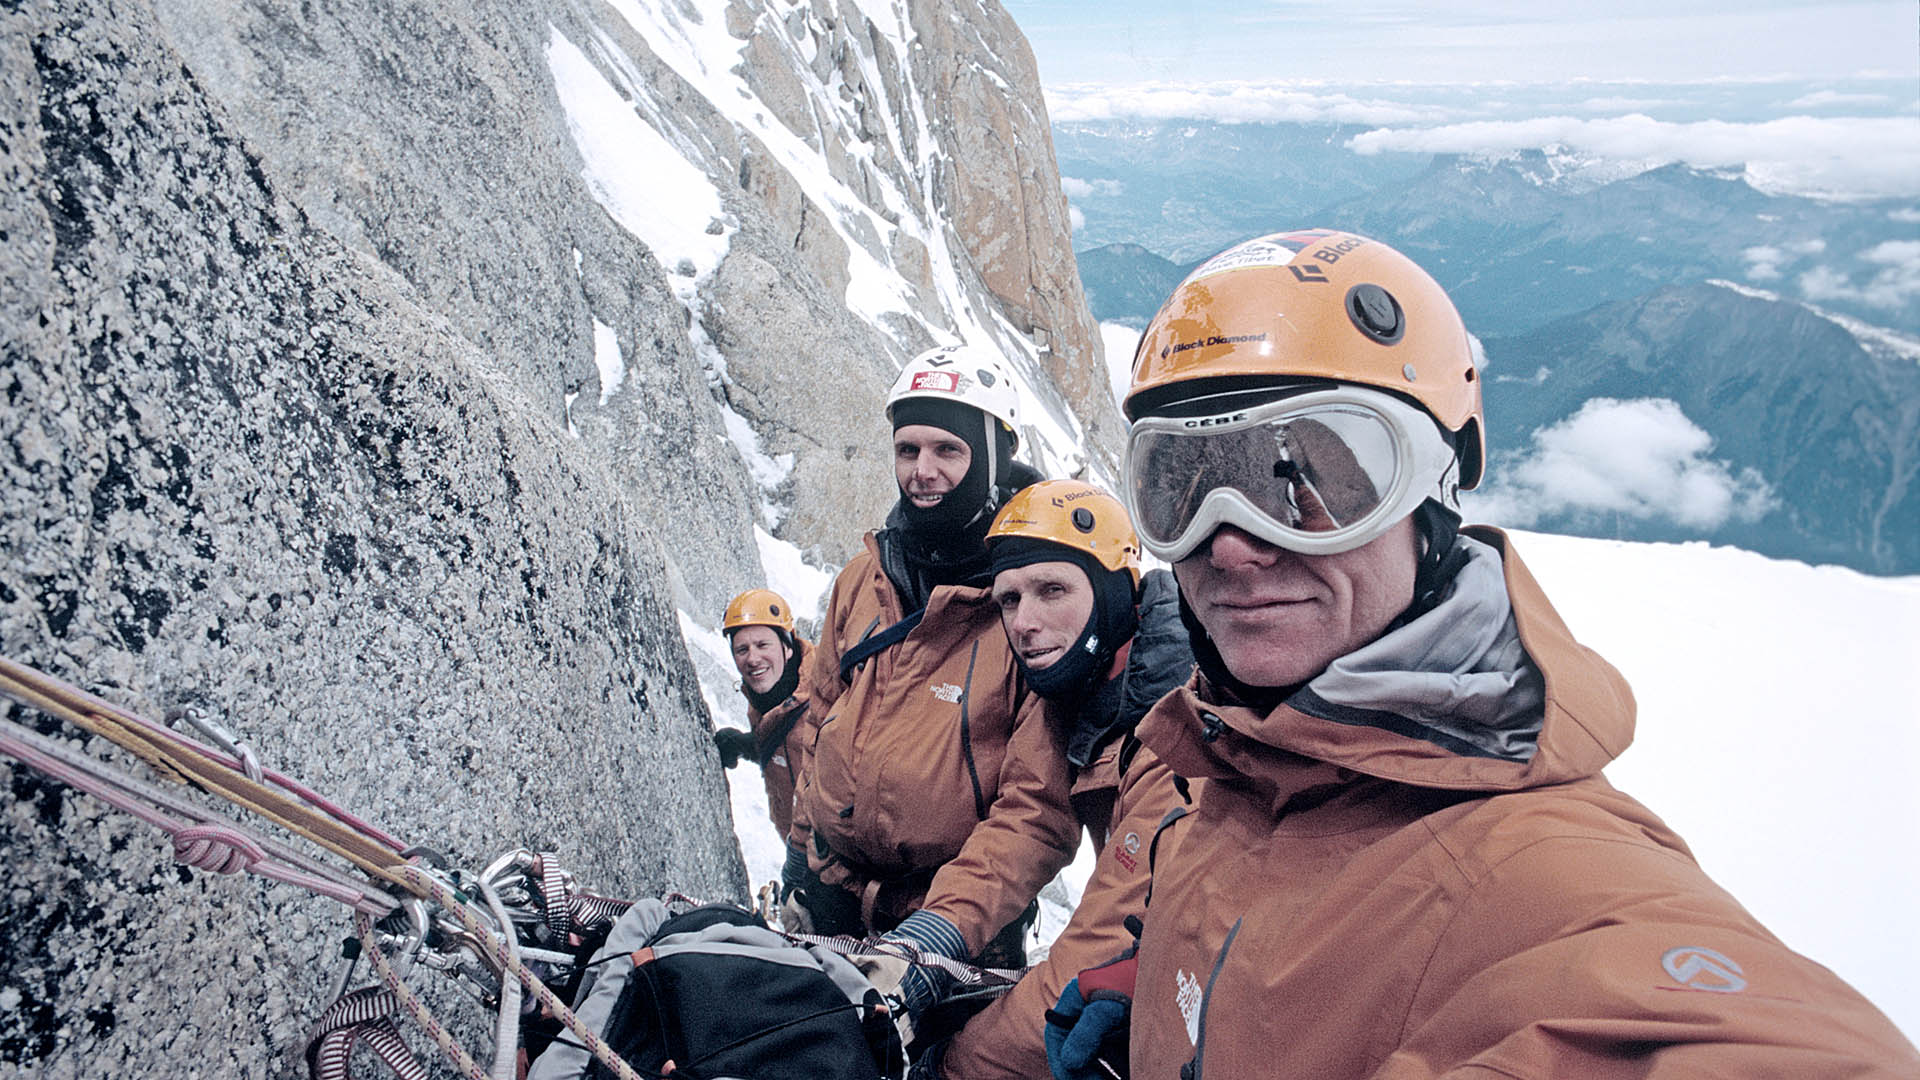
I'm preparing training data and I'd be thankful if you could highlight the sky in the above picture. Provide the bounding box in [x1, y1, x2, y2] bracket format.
[1000, 0, 1920, 86]
[1002, 0, 1920, 199]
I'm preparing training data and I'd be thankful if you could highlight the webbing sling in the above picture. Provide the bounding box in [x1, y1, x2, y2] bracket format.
[837, 608, 925, 682]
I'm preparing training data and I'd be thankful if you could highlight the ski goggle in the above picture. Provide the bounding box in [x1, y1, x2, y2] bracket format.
[1124, 386, 1458, 561]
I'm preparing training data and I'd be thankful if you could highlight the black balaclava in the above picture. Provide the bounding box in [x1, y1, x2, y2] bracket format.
[990, 536, 1140, 702]
[890, 396, 1013, 535]
[735, 628, 801, 714]
[1179, 498, 1468, 711]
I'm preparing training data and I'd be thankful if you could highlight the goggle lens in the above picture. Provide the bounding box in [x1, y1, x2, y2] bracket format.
[1129, 401, 1408, 555]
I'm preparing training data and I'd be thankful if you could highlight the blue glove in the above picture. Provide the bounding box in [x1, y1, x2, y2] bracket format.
[1044, 943, 1135, 1080]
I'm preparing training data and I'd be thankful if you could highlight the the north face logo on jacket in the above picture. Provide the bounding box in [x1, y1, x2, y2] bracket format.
[931, 683, 962, 703]
[1177, 967, 1203, 1046]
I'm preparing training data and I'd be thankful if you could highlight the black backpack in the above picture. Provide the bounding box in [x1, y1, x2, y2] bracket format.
[525, 900, 904, 1080]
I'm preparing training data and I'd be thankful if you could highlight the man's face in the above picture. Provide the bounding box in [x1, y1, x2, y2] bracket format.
[991, 561, 1095, 671]
[1174, 517, 1418, 688]
[730, 624, 791, 695]
[894, 424, 972, 511]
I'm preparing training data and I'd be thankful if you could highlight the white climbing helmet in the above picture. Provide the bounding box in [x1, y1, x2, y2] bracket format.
[885, 344, 1022, 453]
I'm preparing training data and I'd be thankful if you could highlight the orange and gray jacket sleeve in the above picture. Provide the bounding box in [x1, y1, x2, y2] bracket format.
[1403, 836, 1920, 1076]
[940, 750, 1183, 1078]
[921, 690, 1078, 956]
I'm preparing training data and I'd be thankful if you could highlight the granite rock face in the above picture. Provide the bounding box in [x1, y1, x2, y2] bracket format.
[906, 0, 1120, 467]
[3, 5, 745, 1075]
[2, 0, 1107, 1073]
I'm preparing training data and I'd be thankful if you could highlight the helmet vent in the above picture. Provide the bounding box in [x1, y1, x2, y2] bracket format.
[1072, 507, 1096, 532]
[1347, 283, 1405, 344]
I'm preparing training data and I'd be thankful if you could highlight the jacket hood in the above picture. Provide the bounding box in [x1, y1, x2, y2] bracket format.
[1140, 528, 1635, 797]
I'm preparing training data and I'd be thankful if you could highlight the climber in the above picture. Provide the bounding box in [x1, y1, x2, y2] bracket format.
[712, 588, 814, 840]
[780, 344, 1077, 1044]
[929, 478, 1193, 1079]
[1038, 227, 1920, 1079]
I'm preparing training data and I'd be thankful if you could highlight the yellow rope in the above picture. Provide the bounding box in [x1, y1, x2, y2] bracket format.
[0, 657, 413, 890]
[2, 656, 651, 1079]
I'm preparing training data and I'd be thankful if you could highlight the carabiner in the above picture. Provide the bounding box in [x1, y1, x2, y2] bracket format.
[167, 705, 264, 783]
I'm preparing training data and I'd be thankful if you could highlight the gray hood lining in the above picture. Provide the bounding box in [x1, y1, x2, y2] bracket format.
[1292, 535, 1545, 762]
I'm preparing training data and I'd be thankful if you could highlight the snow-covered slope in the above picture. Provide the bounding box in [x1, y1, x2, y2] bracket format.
[543, 0, 1116, 571]
[1509, 531, 1919, 1039]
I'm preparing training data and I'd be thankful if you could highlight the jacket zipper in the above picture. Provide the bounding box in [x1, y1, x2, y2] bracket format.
[1184, 916, 1242, 1080]
[958, 640, 987, 820]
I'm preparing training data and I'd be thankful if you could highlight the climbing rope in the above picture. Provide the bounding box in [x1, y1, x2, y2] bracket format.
[0, 713, 397, 915]
[0, 657, 412, 886]
[0, 656, 656, 1080]
[2, 655, 1013, 1080]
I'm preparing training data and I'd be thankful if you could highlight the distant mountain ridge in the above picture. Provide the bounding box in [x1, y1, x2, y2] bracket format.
[1063, 119, 1919, 573]
[1073, 242, 1193, 328]
[1321, 153, 1918, 338]
[1481, 283, 1920, 574]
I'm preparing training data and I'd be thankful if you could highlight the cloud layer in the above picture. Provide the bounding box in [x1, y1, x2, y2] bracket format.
[1044, 80, 1920, 200]
[1049, 83, 1457, 127]
[1797, 240, 1920, 310]
[1464, 398, 1777, 531]
[1347, 114, 1919, 200]
[1060, 175, 1125, 199]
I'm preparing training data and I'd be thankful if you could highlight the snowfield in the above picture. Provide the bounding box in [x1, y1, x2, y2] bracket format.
[695, 528, 1919, 1039]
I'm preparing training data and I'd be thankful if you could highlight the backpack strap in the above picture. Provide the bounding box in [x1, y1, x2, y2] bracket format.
[837, 609, 926, 682]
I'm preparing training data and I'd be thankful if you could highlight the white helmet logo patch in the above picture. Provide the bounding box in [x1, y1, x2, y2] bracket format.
[910, 371, 959, 394]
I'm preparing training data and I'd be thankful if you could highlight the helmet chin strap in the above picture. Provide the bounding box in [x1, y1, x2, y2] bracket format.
[984, 411, 998, 498]
[963, 411, 1001, 530]
[1404, 499, 1468, 625]
[963, 415, 1021, 530]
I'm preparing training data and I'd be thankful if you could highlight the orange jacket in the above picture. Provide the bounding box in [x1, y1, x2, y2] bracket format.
[939, 739, 1189, 1079]
[743, 640, 814, 839]
[795, 535, 1076, 953]
[1128, 529, 1919, 1078]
